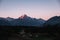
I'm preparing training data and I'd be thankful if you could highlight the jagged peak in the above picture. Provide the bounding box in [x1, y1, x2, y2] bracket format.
[19, 14, 29, 19]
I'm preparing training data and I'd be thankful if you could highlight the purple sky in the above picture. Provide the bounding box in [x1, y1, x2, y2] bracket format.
[0, 0, 60, 20]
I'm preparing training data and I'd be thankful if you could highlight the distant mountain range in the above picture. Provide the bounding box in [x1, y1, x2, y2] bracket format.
[0, 15, 60, 27]
[0, 15, 45, 26]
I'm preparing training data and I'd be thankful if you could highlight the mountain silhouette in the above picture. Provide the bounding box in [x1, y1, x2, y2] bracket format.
[12, 15, 45, 26]
[6, 17, 14, 21]
[0, 17, 10, 26]
[0, 15, 45, 26]
[44, 16, 60, 27]
[1, 15, 60, 27]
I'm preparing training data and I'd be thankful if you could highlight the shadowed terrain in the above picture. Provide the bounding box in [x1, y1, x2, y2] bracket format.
[0, 16, 60, 40]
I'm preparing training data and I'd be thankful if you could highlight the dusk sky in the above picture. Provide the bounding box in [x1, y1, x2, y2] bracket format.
[0, 0, 60, 20]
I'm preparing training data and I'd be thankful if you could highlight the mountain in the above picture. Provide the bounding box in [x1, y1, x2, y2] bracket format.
[38, 18, 45, 23]
[10, 14, 46, 26]
[0, 17, 10, 26]
[44, 16, 60, 27]
[0, 15, 45, 26]
[6, 17, 14, 21]
[19, 14, 29, 19]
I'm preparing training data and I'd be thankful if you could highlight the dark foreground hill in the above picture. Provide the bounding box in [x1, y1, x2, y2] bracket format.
[0, 26, 60, 40]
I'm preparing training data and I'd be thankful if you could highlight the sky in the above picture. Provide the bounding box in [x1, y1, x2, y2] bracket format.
[0, 0, 60, 20]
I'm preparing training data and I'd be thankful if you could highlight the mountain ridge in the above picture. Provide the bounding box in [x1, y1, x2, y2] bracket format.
[0, 15, 45, 26]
